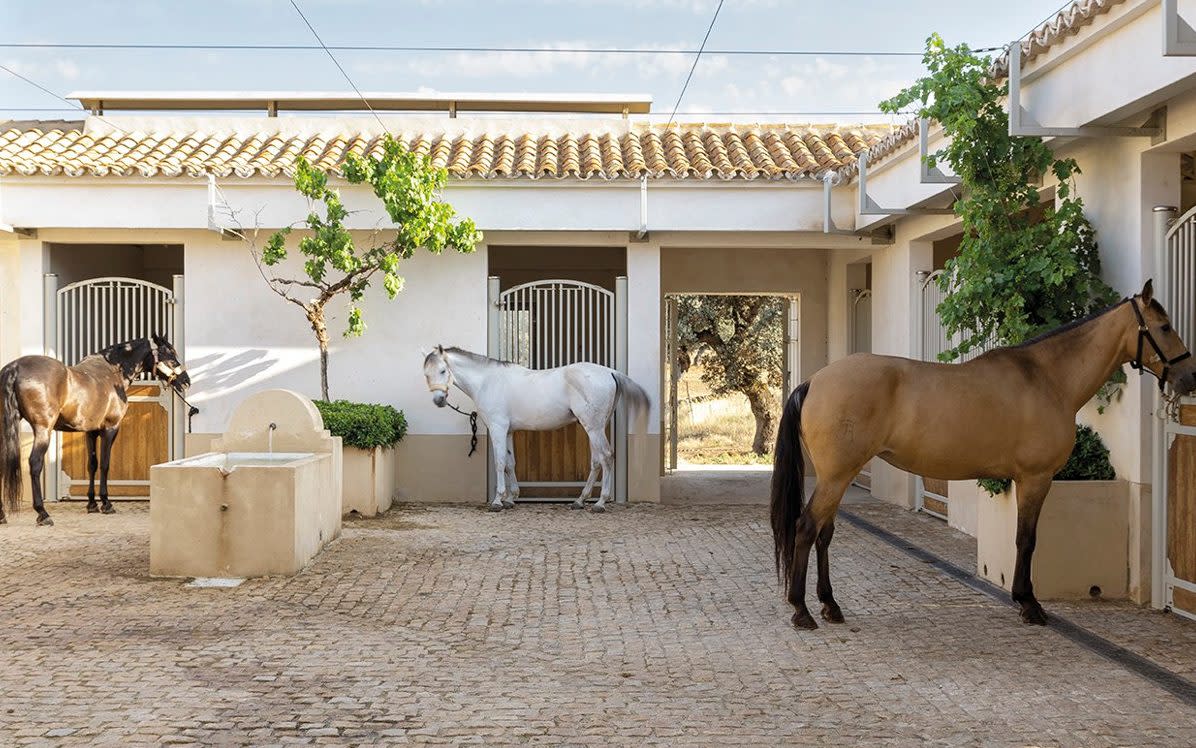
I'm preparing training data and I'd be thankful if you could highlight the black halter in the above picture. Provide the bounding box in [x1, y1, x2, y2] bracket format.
[1129, 297, 1192, 392]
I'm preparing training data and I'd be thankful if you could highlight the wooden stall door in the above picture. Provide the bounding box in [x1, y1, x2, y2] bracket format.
[1168, 405, 1196, 616]
[59, 384, 168, 498]
[513, 423, 605, 499]
[921, 478, 949, 520]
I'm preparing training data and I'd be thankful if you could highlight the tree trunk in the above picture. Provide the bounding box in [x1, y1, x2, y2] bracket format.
[307, 304, 331, 401]
[742, 379, 778, 456]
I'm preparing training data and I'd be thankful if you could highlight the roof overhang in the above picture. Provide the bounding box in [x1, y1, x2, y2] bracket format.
[66, 91, 654, 117]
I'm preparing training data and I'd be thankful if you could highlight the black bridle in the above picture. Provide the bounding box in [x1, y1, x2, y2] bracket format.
[1129, 297, 1192, 392]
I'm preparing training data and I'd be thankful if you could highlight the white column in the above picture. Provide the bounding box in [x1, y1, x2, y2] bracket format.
[626, 243, 661, 501]
[486, 275, 500, 504]
[43, 273, 59, 503]
[171, 274, 186, 460]
[1151, 205, 1177, 609]
[615, 275, 628, 503]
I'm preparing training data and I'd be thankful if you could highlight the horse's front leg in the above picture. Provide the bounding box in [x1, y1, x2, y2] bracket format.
[85, 431, 101, 513]
[97, 427, 119, 514]
[488, 423, 509, 512]
[1012, 474, 1052, 625]
[502, 432, 518, 508]
[29, 426, 53, 526]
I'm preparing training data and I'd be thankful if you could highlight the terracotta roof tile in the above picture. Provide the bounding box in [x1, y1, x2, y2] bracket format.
[0, 120, 887, 181]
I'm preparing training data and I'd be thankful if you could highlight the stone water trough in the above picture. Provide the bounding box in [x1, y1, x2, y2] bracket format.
[150, 389, 343, 578]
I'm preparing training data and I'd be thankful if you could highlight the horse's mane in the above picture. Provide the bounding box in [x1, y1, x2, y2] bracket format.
[97, 337, 152, 380]
[442, 347, 515, 367]
[1012, 298, 1130, 349]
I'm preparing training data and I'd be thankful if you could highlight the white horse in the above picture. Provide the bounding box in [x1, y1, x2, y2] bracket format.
[422, 346, 650, 512]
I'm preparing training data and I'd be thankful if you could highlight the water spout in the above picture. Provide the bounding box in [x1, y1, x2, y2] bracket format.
[268, 422, 277, 455]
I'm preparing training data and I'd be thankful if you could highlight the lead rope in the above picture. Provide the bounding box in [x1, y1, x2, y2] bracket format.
[445, 401, 478, 457]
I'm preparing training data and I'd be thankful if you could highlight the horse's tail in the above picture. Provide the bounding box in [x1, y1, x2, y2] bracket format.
[611, 372, 650, 433]
[771, 381, 809, 594]
[0, 362, 23, 515]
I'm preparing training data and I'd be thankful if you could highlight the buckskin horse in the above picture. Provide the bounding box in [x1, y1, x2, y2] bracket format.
[0, 334, 190, 526]
[771, 280, 1196, 629]
[422, 346, 650, 513]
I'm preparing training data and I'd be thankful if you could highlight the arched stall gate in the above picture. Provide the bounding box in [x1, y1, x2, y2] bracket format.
[487, 277, 628, 503]
[1155, 206, 1196, 619]
[916, 270, 995, 520]
[42, 275, 186, 503]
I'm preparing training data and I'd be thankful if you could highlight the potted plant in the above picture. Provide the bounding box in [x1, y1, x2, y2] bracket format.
[976, 425, 1129, 600]
[314, 400, 407, 517]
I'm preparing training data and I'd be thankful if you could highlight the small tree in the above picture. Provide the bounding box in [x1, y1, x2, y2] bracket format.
[880, 35, 1120, 362]
[252, 136, 481, 400]
[676, 295, 785, 455]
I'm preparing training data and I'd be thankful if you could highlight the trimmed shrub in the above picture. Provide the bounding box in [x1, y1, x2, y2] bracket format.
[314, 399, 407, 450]
[979, 424, 1115, 496]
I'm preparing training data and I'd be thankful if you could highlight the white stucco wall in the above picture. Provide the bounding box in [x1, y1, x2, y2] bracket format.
[182, 231, 488, 436]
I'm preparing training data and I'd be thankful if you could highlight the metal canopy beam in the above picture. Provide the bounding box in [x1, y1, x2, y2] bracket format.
[1164, 0, 1196, 56]
[1008, 45, 1165, 138]
[919, 119, 960, 184]
[856, 151, 955, 216]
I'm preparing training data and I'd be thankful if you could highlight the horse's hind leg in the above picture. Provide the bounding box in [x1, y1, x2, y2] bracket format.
[502, 433, 518, 508]
[788, 475, 851, 629]
[1011, 474, 1052, 625]
[584, 427, 613, 513]
[85, 431, 100, 513]
[28, 426, 52, 526]
[97, 427, 119, 514]
[573, 457, 601, 510]
[816, 521, 845, 623]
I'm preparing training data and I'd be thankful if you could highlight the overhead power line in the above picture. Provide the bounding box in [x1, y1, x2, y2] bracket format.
[667, 0, 725, 126]
[0, 41, 1005, 56]
[287, 0, 390, 135]
[0, 63, 132, 135]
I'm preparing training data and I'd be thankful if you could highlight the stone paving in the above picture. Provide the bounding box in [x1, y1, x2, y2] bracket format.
[2, 495, 1196, 746]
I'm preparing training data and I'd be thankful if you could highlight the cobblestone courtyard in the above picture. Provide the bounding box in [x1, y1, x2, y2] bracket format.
[3, 495, 1196, 746]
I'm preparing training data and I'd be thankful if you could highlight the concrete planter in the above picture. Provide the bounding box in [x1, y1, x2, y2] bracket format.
[977, 479, 1128, 600]
[341, 445, 397, 517]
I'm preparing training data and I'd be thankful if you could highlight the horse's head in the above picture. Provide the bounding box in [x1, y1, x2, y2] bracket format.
[149, 333, 191, 392]
[423, 345, 451, 408]
[1130, 280, 1195, 396]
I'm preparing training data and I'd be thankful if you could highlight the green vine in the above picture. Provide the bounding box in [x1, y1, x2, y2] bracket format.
[881, 35, 1125, 412]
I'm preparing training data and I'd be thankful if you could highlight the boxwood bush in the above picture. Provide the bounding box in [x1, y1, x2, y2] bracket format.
[979, 424, 1115, 495]
[314, 399, 407, 450]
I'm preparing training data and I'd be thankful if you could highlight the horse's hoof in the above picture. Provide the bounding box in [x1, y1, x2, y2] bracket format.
[502, 501, 515, 509]
[86, 504, 100, 514]
[820, 603, 846, 624]
[101, 505, 117, 515]
[0, 516, 7, 525]
[37, 516, 54, 527]
[791, 610, 818, 630]
[569, 501, 585, 510]
[1020, 605, 1049, 626]
[589, 504, 606, 514]
[487, 503, 504, 513]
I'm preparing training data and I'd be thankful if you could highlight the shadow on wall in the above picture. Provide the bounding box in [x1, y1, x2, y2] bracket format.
[186, 349, 279, 398]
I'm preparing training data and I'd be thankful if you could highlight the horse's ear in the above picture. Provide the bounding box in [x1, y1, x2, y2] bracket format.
[436, 344, 444, 354]
[1141, 279, 1155, 303]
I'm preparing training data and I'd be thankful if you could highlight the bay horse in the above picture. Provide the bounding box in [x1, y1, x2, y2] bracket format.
[0, 334, 190, 526]
[772, 280, 1196, 629]
[422, 346, 650, 512]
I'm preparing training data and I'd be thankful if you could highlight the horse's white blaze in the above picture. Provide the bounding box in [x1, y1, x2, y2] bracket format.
[423, 347, 648, 511]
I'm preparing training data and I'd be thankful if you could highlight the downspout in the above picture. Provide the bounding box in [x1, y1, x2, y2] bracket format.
[637, 175, 648, 239]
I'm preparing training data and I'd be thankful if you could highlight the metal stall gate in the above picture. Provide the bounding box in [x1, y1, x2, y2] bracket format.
[850, 289, 873, 489]
[488, 277, 628, 501]
[1155, 206, 1196, 618]
[915, 271, 996, 520]
[44, 275, 185, 502]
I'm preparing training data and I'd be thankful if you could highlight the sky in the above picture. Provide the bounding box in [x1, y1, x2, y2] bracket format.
[2, 0, 1072, 125]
